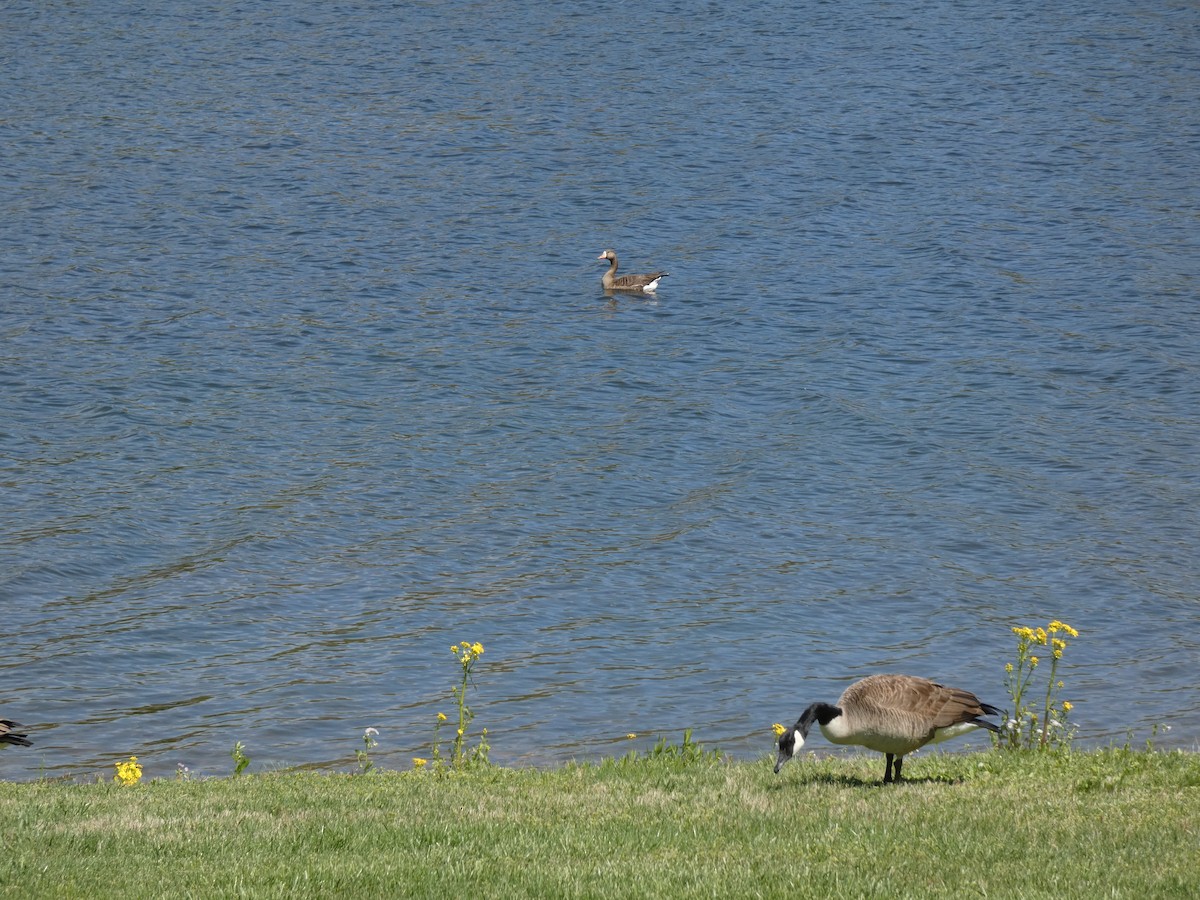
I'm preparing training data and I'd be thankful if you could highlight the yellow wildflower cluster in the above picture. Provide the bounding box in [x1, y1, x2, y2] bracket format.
[113, 756, 143, 786]
[1002, 619, 1080, 750]
[1012, 620, 1079, 661]
[451, 641, 485, 667]
[772, 722, 787, 738]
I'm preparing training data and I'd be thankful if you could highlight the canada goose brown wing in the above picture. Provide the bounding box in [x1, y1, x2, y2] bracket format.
[859, 675, 993, 729]
[925, 683, 999, 729]
[837, 673, 928, 710]
[839, 674, 986, 727]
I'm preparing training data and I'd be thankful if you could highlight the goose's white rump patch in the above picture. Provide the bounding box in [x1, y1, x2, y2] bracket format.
[927, 722, 981, 745]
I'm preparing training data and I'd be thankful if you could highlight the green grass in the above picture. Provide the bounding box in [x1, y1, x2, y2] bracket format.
[2, 747, 1197, 898]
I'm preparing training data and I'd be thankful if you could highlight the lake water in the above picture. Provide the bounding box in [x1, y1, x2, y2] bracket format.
[2, 0, 1198, 780]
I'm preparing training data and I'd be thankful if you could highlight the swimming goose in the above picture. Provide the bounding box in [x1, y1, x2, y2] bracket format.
[597, 249, 668, 292]
[775, 674, 1001, 783]
[0, 720, 32, 747]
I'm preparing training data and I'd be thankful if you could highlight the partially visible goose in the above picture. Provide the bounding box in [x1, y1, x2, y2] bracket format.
[0, 720, 32, 747]
[598, 249, 668, 292]
[775, 674, 1001, 783]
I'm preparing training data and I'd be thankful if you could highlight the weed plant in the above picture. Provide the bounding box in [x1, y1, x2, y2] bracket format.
[420, 640, 490, 773]
[356, 727, 379, 774]
[230, 741, 250, 776]
[1000, 619, 1079, 750]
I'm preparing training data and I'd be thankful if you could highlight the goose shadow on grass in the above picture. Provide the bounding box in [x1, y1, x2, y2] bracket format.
[768, 769, 970, 789]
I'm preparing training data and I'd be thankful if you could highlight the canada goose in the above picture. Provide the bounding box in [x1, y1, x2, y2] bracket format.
[775, 674, 1001, 783]
[0, 720, 32, 747]
[597, 249, 668, 292]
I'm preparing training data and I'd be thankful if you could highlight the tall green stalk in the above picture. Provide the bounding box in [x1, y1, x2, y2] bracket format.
[449, 640, 485, 768]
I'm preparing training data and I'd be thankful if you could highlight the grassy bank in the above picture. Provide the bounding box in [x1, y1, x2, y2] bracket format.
[2, 747, 1197, 898]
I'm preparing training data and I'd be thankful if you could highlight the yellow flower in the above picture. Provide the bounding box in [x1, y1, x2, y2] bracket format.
[1030, 656, 1039, 667]
[1062, 702, 1073, 712]
[1053, 648, 1063, 659]
[450, 645, 459, 654]
[413, 757, 428, 768]
[472, 642, 484, 656]
[1049, 620, 1079, 637]
[113, 756, 143, 786]
[437, 712, 447, 722]
[772, 723, 787, 737]
[457, 728, 464, 737]
[1035, 627, 1047, 645]
[1005, 663, 1014, 673]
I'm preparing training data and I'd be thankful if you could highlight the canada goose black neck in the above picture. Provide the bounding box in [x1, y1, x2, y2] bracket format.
[797, 702, 842, 735]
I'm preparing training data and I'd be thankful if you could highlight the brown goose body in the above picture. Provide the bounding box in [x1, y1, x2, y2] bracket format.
[775, 674, 1001, 783]
[0, 719, 32, 747]
[598, 249, 668, 292]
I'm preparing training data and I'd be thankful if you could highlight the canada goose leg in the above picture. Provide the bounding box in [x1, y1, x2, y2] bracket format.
[882, 754, 905, 783]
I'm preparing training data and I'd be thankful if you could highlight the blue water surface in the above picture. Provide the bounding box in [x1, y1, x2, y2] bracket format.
[2, 0, 1198, 779]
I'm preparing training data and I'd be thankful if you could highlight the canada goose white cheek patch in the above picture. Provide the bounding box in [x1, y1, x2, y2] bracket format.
[775, 731, 803, 772]
[776, 730, 804, 765]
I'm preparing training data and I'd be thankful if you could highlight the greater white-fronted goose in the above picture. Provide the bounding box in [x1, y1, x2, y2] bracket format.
[774, 674, 1001, 783]
[597, 249, 668, 292]
[0, 719, 32, 747]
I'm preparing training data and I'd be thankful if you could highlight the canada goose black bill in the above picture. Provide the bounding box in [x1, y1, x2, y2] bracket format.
[598, 249, 668, 292]
[775, 674, 1001, 783]
[0, 720, 32, 747]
